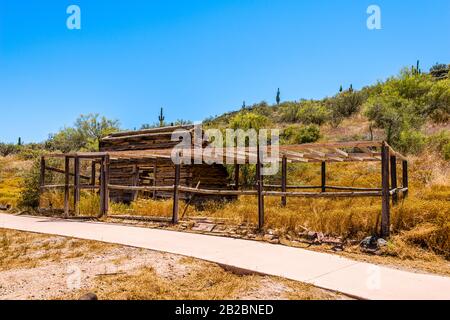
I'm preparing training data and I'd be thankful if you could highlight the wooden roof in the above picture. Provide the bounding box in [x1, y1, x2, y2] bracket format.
[44, 141, 406, 163]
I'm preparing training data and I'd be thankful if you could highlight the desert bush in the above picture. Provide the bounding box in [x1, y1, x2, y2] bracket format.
[296, 100, 330, 125]
[0, 143, 20, 157]
[282, 125, 321, 145]
[397, 129, 426, 155]
[17, 158, 41, 208]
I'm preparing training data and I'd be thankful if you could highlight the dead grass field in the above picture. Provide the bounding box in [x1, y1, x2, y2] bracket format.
[0, 229, 345, 300]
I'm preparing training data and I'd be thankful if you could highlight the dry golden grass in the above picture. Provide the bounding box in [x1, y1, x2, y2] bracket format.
[0, 156, 30, 206]
[65, 258, 343, 300]
[106, 152, 449, 263]
[0, 228, 116, 271]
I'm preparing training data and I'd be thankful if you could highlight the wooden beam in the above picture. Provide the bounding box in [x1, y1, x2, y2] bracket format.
[45, 166, 90, 180]
[172, 164, 181, 224]
[321, 162, 326, 193]
[281, 156, 287, 207]
[64, 156, 70, 217]
[390, 155, 398, 205]
[381, 143, 390, 238]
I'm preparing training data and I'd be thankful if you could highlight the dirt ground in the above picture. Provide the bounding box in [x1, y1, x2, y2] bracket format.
[0, 228, 348, 300]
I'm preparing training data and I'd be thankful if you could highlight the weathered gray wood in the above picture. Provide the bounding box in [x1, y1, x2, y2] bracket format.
[381, 144, 390, 238]
[390, 155, 398, 204]
[45, 166, 90, 180]
[108, 185, 175, 192]
[172, 164, 180, 224]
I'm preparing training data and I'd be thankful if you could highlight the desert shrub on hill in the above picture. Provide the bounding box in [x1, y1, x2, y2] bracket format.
[282, 125, 321, 145]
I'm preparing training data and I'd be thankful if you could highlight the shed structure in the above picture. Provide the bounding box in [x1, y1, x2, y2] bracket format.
[39, 127, 408, 238]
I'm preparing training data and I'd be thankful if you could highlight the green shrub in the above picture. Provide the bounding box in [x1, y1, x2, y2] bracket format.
[397, 129, 426, 155]
[443, 143, 450, 161]
[17, 158, 41, 209]
[279, 102, 301, 122]
[282, 125, 321, 144]
[296, 101, 329, 125]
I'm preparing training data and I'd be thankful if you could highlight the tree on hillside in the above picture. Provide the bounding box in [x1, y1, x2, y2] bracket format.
[47, 114, 120, 152]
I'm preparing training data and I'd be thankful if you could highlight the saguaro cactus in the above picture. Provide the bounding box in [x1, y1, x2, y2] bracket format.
[158, 107, 165, 127]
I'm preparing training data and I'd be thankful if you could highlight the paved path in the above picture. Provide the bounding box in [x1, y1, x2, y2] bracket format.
[1, 213, 449, 300]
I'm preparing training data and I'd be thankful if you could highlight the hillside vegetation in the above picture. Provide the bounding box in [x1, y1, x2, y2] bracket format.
[0, 64, 449, 268]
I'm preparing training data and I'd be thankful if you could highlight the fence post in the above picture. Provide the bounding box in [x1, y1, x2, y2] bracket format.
[64, 156, 70, 217]
[74, 156, 80, 216]
[104, 154, 110, 215]
[234, 164, 240, 190]
[281, 156, 287, 207]
[90, 161, 96, 187]
[381, 143, 390, 238]
[321, 162, 326, 193]
[402, 160, 409, 199]
[99, 156, 105, 217]
[257, 144, 265, 230]
[38, 156, 46, 210]
[390, 155, 398, 205]
[172, 164, 180, 224]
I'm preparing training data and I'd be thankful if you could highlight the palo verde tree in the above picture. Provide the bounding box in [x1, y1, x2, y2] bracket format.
[47, 113, 120, 152]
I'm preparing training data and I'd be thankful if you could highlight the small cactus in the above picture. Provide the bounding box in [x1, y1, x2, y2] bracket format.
[276, 88, 281, 105]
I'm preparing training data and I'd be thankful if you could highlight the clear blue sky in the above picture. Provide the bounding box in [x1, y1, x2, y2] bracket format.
[0, 0, 449, 143]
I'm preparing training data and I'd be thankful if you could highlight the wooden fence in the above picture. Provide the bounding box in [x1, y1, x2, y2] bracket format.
[39, 142, 408, 238]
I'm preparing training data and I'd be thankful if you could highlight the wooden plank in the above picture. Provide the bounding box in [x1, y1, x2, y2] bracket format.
[381, 144, 390, 238]
[45, 166, 90, 180]
[172, 164, 181, 224]
[108, 185, 175, 192]
[263, 190, 382, 197]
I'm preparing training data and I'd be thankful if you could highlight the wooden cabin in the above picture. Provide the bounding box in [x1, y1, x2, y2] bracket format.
[99, 125, 234, 205]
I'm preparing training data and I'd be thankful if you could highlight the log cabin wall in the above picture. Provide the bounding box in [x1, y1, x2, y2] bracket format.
[101, 126, 234, 205]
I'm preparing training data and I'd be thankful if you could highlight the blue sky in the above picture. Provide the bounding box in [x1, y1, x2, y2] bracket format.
[0, 0, 449, 143]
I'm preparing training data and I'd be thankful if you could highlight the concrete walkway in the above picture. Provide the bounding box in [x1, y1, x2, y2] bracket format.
[1, 213, 449, 300]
